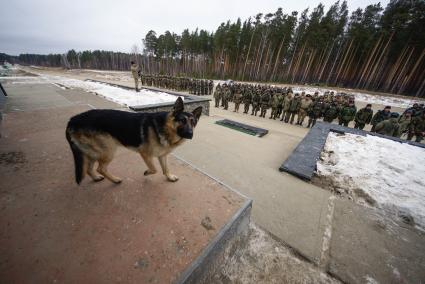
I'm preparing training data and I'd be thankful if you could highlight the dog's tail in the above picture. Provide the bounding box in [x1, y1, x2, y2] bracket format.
[66, 127, 84, 185]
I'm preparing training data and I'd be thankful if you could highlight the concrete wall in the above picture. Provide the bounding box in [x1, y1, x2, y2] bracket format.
[176, 200, 252, 284]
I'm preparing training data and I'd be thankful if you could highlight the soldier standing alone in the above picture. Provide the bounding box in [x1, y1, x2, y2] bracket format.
[130, 61, 140, 92]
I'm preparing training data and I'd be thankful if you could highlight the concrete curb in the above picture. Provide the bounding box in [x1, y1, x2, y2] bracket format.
[174, 199, 252, 284]
[171, 154, 252, 284]
[280, 121, 425, 180]
[0, 82, 7, 97]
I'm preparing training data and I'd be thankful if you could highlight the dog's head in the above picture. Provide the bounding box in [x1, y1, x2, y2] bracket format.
[169, 97, 202, 140]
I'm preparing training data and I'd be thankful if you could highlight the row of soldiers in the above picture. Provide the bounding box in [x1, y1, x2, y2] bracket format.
[213, 83, 425, 142]
[139, 74, 213, 96]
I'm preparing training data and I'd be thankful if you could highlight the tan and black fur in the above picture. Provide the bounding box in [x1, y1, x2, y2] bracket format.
[66, 97, 202, 184]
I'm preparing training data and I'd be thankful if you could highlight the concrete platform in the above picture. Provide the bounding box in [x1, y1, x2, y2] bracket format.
[0, 82, 249, 283]
[329, 200, 425, 284]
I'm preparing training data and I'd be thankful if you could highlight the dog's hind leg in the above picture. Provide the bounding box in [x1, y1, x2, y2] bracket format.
[158, 155, 178, 182]
[87, 159, 104, 182]
[97, 159, 122, 184]
[140, 153, 157, 176]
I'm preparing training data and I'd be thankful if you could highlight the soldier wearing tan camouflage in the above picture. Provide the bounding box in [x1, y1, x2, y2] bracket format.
[130, 61, 140, 92]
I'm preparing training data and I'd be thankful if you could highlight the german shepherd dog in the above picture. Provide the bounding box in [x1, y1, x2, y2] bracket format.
[66, 97, 202, 184]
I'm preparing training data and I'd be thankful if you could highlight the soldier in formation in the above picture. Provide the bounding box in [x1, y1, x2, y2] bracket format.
[139, 74, 214, 96]
[354, 104, 373, 130]
[141, 74, 424, 143]
[338, 100, 357, 127]
[297, 94, 312, 126]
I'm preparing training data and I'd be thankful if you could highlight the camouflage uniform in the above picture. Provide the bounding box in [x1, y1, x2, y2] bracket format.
[260, 91, 271, 118]
[407, 113, 425, 142]
[214, 85, 222, 108]
[276, 93, 284, 118]
[282, 94, 293, 122]
[251, 91, 261, 116]
[375, 115, 400, 137]
[307, 100, 324, 128]
[208, 80, 213, 95]
[354, 106, 373, 130]
[288, 94, 301, 124]
[233, 90, 242, 112]
[297, 96, 312, 126]
[338, 103, 357, 127]
[223, 87, 230, 110]
[242, 88, 252, 114]
[323, 103, 339, 123]
[398, 112, 412, 137]
[130, 62, 140, 91]
[371, 108, 391, 132]
[270, 93, 281, 119]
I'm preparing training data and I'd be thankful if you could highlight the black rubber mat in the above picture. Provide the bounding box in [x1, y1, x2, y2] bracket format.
[215, 119, 268, 137]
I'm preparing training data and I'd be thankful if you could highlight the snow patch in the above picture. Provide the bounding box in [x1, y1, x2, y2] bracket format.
[1, 74, 181, 107]
[56, 78, 181, 107]
[316, 132, 425, 230]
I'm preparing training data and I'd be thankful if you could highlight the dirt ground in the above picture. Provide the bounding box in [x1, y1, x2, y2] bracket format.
[214, 224, 339, 284]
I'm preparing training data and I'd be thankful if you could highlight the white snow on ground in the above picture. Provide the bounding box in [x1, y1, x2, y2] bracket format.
[0, 75, 181, 107]
[316, 132, 425, 230]
[71, 69, 133, 81]
[292, 86, 425, 108]
[56, 78, 182, 107]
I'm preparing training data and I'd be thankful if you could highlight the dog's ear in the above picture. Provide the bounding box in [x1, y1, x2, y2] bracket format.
[173, 97, 184, 114]
[192, 106, 202, 123]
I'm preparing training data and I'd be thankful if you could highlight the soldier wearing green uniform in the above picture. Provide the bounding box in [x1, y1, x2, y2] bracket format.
[282, 93, 293, 122]
[408, 111, 425, 142]
[276, 92, 284, 119]
[251, 90, 261, 116]
[233, 89, 242, 112]
[259, 90, 271, 118]
[375, 113, 400, 137]
[338, 101, 357, 127]
[371, 106, 391, 132]
[323, 102, 339, 123]
[270, 93, 281, 119]
[208, 80, 213, 95]
[223, 86, 230, 110]
[214, 84, 222, 108]
[288, 93, 301, 124]
[398, 110, 412, 137]
[307, 98, 324, 128]
[297, 95, 312, 126]
[354, 104, 373, 130]
[241, 87, 251, 114]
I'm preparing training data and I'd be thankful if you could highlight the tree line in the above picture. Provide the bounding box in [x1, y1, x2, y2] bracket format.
[2, 0, 425, 97]
[1, 50, 141, 71]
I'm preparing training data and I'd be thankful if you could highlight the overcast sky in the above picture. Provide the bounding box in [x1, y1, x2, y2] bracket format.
[1, 0, 389, 55]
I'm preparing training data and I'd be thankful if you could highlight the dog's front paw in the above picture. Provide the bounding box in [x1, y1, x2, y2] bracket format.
[144, 169, 157, 176]
[166, 174, 179, 182]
